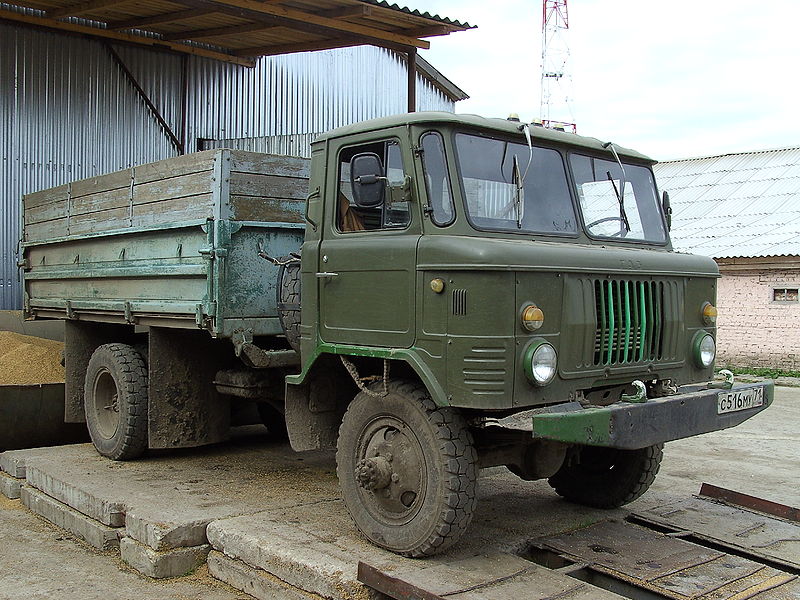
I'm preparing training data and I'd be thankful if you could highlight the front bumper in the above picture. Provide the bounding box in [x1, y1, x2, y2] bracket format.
[530, 381, 774, 450]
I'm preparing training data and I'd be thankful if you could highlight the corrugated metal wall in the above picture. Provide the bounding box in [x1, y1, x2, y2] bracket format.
[0, 23, 456, 309]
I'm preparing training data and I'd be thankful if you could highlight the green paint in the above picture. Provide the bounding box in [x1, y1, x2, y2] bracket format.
[532, 408, 613, 446]
[622, 281, 631, 363]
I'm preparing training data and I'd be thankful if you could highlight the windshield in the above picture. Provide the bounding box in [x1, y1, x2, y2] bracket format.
[454, 133, 577, 235]
[570, 153, 666, 243]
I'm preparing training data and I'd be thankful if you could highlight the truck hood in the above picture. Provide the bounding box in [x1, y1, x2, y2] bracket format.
[416, 235, 719, 278]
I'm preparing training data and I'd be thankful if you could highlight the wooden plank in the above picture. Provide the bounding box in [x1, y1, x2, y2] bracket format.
[228, 195, 304, 223]
[24, 184, 71, 209]
[631, 497, 800, 571]
[229, 172, 308, 201]
[70, 169, 131, 198]
[229, 150, 310, 178]
[69, 206, 131, 237]
[25, 199, 69, 225]
[72, 187, 131, 216]
[206, 0, 431, 50]
[131, 194, 215, 228]
[358, 554, 623, 600]
[133, 150, 218, 185]
[24, 218, 70, 243]
[0, 8, 256, 68]
[133, 172, 214, 205]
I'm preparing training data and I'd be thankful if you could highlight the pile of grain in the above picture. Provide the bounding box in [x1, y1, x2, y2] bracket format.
[0, 331, 65, 385]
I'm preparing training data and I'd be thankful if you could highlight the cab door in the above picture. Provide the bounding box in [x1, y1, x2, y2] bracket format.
[318, 136, 419, 349]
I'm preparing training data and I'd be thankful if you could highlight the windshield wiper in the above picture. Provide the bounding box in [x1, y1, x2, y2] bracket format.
[603, 142, 630, 233]
[512, 155, 524, 229]
[606, 170, 630, 232]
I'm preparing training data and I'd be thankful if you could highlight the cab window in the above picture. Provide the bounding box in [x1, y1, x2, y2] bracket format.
[337, 140, 410, 232]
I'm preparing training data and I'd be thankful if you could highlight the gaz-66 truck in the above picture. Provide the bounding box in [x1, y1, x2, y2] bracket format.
[21, 112, 772, 557]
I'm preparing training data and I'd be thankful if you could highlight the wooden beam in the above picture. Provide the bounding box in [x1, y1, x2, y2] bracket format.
[162, 4, 372, 42]
[401, 25, 453, 38]
[234, 38, 358, 57]
[205, 0, 430, 50]
[107, 7, 217, 30]
[0, 8, 255, 67]
[48, 0, 133, 19]
[161, 21, 273, 41]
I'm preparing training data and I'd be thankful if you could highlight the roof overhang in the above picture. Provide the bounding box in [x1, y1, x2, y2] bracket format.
[0, 0, 474, 68]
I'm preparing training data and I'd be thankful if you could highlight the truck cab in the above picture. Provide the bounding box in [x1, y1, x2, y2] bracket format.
[284, 112, 772, 557]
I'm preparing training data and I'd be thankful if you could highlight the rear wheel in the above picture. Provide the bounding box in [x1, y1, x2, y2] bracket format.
[84, 343, 148, 460]
[336, 380, 477, 557]
[547, 443, 663, 508]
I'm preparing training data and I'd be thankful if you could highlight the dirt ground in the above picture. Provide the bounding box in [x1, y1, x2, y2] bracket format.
[0, 386, 796, 600]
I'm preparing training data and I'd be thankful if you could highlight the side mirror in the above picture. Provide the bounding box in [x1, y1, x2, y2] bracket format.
[350, 153, 386, 208]
[662, 190, 672, 230]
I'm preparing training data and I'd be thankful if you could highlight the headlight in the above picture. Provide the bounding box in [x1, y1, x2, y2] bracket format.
[692, 332, 716, 368]
[524, 341, 557, 386]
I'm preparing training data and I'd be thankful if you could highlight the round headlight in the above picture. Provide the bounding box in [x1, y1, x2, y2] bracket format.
[693, 333, 716, 368]
[524, 342, 557, 386]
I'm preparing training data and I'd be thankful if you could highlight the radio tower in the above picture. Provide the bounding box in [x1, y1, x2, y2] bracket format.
[539, 0, 576, 132]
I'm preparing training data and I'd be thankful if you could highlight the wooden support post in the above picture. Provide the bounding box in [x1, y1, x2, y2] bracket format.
[407, 47, 417, 113]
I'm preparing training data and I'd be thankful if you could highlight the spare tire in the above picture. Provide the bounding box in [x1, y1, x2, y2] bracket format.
[277, 256, 302, 352]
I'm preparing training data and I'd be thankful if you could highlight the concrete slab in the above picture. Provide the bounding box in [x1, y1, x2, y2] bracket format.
[0, 471, 21, 499]
[0, 447, 36, 477]
[12, 435, 340, 552]
[21, 485, 121, 551]
[207, 551, 321, 600]
[120, 537, 211, 579]
[24, 449, 127, 527]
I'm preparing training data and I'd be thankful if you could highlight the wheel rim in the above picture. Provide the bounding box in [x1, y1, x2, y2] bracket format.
[354, 415, 426, 526]
[92, 368, 120, 440]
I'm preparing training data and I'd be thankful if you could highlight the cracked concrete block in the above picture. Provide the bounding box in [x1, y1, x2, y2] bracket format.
[21, 486, 121, 551]
[25, 462, 126, 527]
[0, 450, 29, 478]
[0, 471, 22, 499]
[207, 551, 321, 600]
[125, 508, 210, 552]
[207, 513, 389, 600]
[120, 537, 210, 579]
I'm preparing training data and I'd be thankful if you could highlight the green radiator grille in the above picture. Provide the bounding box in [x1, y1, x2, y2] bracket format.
[593, 279, 666, 366]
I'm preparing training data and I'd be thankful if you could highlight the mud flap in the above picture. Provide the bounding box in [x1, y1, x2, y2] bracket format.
[64, 321, 134, 423]
[147, 327, 230, 449]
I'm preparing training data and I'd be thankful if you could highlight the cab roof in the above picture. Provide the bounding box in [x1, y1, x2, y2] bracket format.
[314, 111, 655, 163]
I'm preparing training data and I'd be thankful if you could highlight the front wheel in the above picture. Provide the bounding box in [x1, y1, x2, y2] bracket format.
[547, 443, 663, 508]
[84, 343, 149, 460]
[336, 380, 477, 557]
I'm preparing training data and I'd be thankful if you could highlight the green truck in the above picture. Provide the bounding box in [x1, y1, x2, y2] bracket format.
[21, 112, 772, 557]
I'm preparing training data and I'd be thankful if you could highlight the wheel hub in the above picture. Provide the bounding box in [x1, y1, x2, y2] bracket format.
[355, 456, 393, 491]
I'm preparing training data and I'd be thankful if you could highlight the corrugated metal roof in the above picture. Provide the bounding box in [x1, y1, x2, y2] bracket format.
[654, 147, 800, 259]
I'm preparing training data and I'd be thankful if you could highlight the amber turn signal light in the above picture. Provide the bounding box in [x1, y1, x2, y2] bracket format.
[702, 302, 717, 325]
[521, 305, 544, 331]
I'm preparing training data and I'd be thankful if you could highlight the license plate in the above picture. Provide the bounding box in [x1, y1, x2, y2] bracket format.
[717, 387, 764, 414]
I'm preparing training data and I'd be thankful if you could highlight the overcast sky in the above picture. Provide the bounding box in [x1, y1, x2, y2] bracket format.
[418, 0, 800, 161]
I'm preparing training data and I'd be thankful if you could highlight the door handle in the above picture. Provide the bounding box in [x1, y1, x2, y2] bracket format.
[316, 272, 339, 278]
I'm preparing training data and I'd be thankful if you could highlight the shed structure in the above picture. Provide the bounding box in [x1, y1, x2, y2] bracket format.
[655, 147, 800, 371]
[0, 0, 472, 309]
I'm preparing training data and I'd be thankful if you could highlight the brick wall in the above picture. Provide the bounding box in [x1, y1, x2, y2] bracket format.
[716, 265, 800, 370]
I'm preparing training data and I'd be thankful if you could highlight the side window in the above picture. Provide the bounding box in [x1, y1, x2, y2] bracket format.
[337, 140, 411, 232]
[420, 132, 455, 226]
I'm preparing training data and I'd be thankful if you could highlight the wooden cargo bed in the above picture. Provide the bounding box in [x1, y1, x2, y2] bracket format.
[22, 149, 308, 338]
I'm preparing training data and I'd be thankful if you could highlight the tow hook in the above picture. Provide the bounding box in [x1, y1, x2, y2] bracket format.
[621, 380, 647, 403]
[708, 369, 735, 390]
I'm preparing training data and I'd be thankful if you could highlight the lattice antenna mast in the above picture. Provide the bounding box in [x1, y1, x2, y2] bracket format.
[539, 0, 576, 132]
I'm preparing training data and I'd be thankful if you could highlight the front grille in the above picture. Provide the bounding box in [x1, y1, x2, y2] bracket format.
[593, 279, 667, 366]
